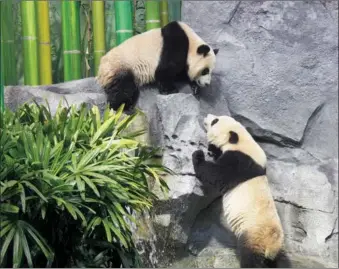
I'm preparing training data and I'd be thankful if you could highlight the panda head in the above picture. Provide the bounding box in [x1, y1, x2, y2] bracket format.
[203, 114, 267, 168]
[188, 44, 218, 88]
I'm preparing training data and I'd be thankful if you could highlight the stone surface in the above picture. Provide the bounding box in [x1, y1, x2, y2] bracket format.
[4, 1, 338, 267]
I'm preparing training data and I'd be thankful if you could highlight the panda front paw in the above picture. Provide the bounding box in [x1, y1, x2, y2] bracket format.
[192, 150, 205, 166]
[191, 83, 200, 96]
[158, 82, 177, 95]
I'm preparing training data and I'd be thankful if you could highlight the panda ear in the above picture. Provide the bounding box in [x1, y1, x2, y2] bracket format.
[197, 44, 210, 57]
[213, 48, 219, 55]
[229, 131, 239, 144]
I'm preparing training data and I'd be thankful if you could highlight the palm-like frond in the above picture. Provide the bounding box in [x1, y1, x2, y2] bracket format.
[0, 102, 169, 267]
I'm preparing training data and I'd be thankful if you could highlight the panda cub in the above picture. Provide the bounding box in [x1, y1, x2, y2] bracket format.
[192, 114, 284, 268]
[97, 21, 218, 113]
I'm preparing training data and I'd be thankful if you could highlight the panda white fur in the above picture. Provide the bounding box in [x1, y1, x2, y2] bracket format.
[97, 21, 218, 112]
[192, 114, 284, 268]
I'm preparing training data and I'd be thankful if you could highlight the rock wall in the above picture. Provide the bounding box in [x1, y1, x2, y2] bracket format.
[4, 1, 338, 267]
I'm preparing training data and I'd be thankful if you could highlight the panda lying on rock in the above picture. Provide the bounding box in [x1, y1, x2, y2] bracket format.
[97, 21, 218, 113]
[192, 114, 286, 268]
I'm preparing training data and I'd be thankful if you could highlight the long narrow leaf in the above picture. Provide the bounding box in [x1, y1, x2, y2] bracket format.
[0, 221, 13, 238]
[0, 203, 19, 213]
[13, 229, 23, 268]
[0, 226, 16, 264]
[24, 222, 54, 262]
[21, 181, 48, 203]
[18, 224, 33, 267]
[102, 218, 112, 243]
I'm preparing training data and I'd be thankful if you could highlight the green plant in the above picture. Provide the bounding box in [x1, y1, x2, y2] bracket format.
[0, 102, 170, 267]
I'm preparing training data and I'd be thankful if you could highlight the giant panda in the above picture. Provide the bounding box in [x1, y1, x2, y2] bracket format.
[191, 114, 285, 268]
[97, 21, 218, 113]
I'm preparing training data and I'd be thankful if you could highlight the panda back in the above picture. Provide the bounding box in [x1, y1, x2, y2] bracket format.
[98, 28, 163, 86]
[222, 176, 281, 237]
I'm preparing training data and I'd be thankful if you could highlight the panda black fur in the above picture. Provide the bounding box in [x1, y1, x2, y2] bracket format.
[97, 21, 218, 112]
[192, 114, 284, 268]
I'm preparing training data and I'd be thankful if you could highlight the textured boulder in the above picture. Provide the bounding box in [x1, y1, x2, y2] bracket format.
[4, 1, 338, 267]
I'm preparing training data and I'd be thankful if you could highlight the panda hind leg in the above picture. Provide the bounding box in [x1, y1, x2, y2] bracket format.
[158, 80, 179, 95]
[238, 233, 278, 268]
[104, 70, 139, 112]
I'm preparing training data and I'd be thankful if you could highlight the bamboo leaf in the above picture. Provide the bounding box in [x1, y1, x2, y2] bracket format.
[64, 202, 77, 220]
[18, 227, 33, 268]
[24, 222, 54, 262]
[0, 226, 15, 264]
[0, 203, 20, 213]
[90, 115, 116, 145]
[21, 181, 48, 202]
[0, 222, 13, 238]
[19, 184, 26, 213]
[13, 229, 23, 268]
[102, 218, 112, 242]
[80, 175, 100, 197]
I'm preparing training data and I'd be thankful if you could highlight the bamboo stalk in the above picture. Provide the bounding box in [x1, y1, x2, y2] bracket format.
[21, 0, 39, 85]
[0, 2, 4, 111]
[114, 0, 133, 45]
[61, 0, 81, 81]
[92, 0, 105, 75]
[160, 0, 169, 27]
[169, 0, 181, 22]
[105, 2, 116, 49]
[145, 0, 161, 31]
[1, 0, 17, 85]
[36, 0, 52, 85]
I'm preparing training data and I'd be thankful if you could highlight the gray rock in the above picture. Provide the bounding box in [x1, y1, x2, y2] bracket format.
[4, 1, 338, 267]
[4, 78, 106, 114]
[184, 0, 338, 154]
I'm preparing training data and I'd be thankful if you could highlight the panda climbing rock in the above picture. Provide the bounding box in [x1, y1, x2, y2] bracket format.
[97, 21, 219, 113]
[192, 114, 285, 268]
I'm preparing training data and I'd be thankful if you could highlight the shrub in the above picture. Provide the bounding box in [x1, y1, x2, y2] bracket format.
[0, 102, 169, 268]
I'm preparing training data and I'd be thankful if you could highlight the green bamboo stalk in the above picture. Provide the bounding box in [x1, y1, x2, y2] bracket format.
[36, 0, 52, 85]
[160, 0, 169, 27]
[92, 0, 106, 75]
[21, 0, 39, 85]
[1, 0, 17, 85]
[105, 2, 116, 49]
[0, 3, 4, 111]
[145, 0, 161, 31]
[169, 0, 181, 22]
[61, 0, 81, 81]
[114, 0, 133, 45]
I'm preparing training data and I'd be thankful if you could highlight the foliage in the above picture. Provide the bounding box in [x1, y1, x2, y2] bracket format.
[0, 102, 170, 267]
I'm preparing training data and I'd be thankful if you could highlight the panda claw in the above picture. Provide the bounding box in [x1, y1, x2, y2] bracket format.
[191, 84, 200, 96]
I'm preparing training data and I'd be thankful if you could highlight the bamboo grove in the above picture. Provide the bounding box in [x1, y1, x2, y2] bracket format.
[0, 0, 182, 94]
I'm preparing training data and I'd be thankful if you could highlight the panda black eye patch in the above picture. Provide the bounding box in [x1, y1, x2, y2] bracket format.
[211, 118, 219, 126]
[201, 68, 210, 76]
[197, 44, 211, 56]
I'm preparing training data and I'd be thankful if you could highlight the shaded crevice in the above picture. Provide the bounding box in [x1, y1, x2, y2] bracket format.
[232, 114, 300, 147]
[325, 231, 339, 242]
[226, 1, 241, 24]
[231, 103, 325, 148]
[274, 198, 334, 214]
[178, 172, 196, 177]
[299, 102, 325, 146]
[325, 218, 338, 243]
